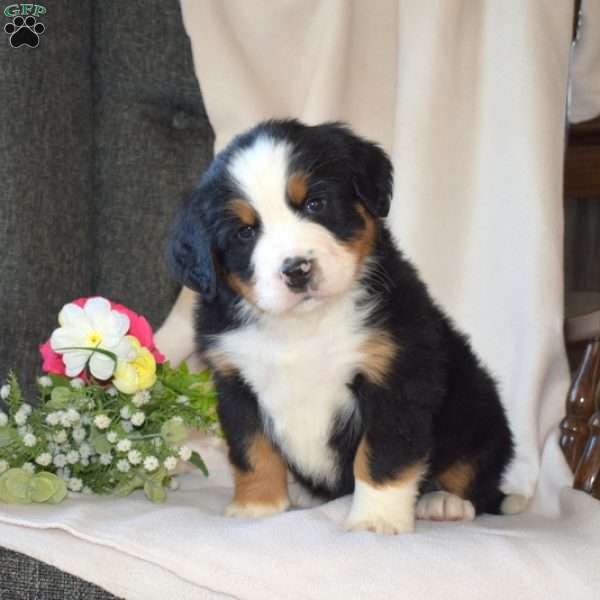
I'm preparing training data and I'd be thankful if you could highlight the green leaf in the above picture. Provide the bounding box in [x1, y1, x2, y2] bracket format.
[46, 477, 67, 504]
[0, 427, 18, 448]
[46, 386, 71, 409]
[30, 473, 57, 502]
[143, 480, 166, 503]
[189, 451, 209, 477]
[1, 468, 33, 503]
[52, 346, 117, 364]
[5, 371, 23, 414]
[160, 418, 188, 445]
[47, 373, 70, 388]
[114, 475, 144, 497]
[89, 428, 112, 454]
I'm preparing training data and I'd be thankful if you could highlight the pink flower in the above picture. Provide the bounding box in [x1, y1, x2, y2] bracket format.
[40, 340, 66, 375]
[40, 297, 165, 375]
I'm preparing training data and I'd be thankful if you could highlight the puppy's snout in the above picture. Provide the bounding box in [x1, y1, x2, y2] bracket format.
[281, 256, 313, 292]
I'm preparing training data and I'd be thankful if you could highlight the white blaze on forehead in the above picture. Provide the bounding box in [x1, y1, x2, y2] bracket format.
[226, 134, 358, 315]
[227, 136, 293, 221]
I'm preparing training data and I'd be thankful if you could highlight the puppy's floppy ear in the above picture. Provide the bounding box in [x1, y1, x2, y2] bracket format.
[168, 199, 217, 302]
[351, 138, 393, 218]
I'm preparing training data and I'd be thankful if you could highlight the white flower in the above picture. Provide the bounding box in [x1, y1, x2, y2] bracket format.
[82, 486, 93, 495]
[46, 412, 60, 426]
[116, 459, 130, 473]
[17, 426, 28, 437]
[106, 386, 118, 397]
[99, 452, 112, 465]
[127, 450, 142, 465]
[72, 427, 86, 443]
[23, 433, 37, 447]
[0, 412, 7, 427]
[168, 478, 179, 491]
[53, 454, 67, 468]
[35, 453, 52, 466]
[94, 415, 111, 430]
[106, 431, 118, 443]
[50, 297, 133, 380]
[120, 406, 131, 419]
[54, 430, 67, 443]
[65, 408, 80, 425]
[179, 446, 192, 461]
[116, 439, 131, 452]
[164, 456, 178, 471]
[176, 394, 189, 405]
[121, 420, 133, 433]
[60, 412, 74, 428]
[14, 410, 27, 426]
[79, 443, 93, 458]
[80, 456, 90, 466]
[132, 390, 150, 407]
[0, 459, 8, 474]
[22, 462, 35, 474]
[171, 416, 184, 425]
[81, 414, 92, 425]
[70, 377, 85, 389]
[0, 384, 10, 400]
[21, 404, 32, 415]
[68, 478, 83, 492]
[143, 456, 159, 472]
[66, 450, 80, 464]
[131, 411, 145, 427]
[38, 376, 53, 388]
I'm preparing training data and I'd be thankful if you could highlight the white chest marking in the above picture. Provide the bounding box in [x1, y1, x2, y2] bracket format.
[215, 292, 371, 487]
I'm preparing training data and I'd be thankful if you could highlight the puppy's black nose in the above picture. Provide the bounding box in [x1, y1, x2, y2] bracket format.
[281, 256, 313, 291]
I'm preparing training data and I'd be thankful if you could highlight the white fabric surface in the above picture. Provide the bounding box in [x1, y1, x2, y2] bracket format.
[1, 435, 599, 600]
[3, 2, 600, 599]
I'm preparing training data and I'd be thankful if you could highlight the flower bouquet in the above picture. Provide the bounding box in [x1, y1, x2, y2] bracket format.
[0, 297, 218, 505]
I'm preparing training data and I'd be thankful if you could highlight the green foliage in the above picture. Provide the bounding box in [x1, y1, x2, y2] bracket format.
[190, 451, 208, 477]
[5, 371, 23, 414]
[0, 427, 18, 449]
[0, 362, 220, 505]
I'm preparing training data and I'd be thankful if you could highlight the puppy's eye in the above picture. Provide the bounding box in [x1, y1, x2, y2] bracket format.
[237, 225, 256, 241]
[305, 198, 326, 214]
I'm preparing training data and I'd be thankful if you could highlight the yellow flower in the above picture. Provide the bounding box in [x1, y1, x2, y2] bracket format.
[113, 336, 157, 394]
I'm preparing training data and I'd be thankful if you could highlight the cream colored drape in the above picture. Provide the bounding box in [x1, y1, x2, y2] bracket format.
[179, 0, 576, 502]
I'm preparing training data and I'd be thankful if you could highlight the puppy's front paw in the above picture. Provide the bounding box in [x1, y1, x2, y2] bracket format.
[225, 498, 289, 519]
[344, 514, 414, 535]
[416, 491, 475, 521]
[344, 480, 417, 535]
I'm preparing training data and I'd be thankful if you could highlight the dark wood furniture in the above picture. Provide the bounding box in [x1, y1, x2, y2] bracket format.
[561, 112, 600, 499]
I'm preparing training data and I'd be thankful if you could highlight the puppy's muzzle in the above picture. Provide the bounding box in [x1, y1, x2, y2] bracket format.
[281, 256, 313, 293]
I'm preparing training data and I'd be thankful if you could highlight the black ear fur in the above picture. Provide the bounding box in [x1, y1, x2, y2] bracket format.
[168, 202, 216, 302]
[350, 138, 393, 218]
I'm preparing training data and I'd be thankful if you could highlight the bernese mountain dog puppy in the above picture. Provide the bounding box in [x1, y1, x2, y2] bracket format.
[169, 119, 523, 534]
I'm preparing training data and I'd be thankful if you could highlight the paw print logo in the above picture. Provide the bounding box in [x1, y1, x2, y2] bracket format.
[4, 15, 45, 48]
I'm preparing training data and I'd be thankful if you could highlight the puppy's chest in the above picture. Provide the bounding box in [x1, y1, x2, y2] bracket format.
[215, 300, 368, 485]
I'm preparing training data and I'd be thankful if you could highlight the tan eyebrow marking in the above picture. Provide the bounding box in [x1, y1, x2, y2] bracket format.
[287, 171, 309, 207]
[227, 198, 257, 225]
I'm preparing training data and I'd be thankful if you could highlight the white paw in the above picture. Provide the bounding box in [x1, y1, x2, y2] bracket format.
[344, 514, 414, 535]
[225, 498, 289, 519]
[344, 479, 417, 535]
[416, 491, 475, 521]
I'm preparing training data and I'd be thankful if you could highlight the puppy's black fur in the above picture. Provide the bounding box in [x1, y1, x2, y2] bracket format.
[169, 119, 515, 516]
